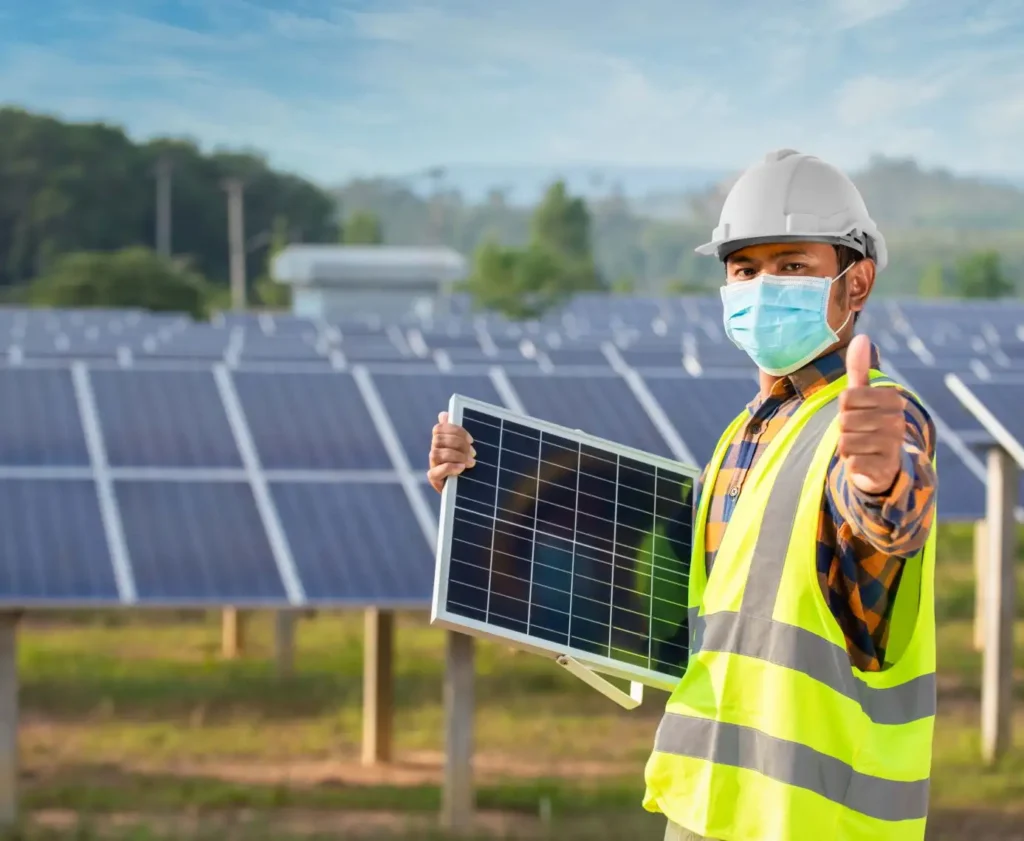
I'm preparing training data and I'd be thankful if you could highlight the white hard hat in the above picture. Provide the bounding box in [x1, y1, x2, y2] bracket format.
[695, 149, 887, 271]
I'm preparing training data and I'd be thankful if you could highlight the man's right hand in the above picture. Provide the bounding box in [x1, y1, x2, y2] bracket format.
[427, 411, 476, 493]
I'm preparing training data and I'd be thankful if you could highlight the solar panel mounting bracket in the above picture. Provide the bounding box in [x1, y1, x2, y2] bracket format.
[555, 655, 644, 709]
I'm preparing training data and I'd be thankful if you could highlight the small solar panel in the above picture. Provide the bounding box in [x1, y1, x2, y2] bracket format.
[431, 395, 699, 696]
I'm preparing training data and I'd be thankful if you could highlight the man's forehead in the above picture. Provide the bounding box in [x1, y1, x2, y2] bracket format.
[725, 242, 833, 264]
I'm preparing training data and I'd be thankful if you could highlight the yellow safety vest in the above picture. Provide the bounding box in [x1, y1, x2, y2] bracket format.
[642, 370, 937, 841]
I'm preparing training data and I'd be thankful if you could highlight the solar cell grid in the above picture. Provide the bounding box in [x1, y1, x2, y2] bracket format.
[0, 367, 90, 466]
[232, 371, 391, 470]
[544, 348, 610, 367]
[509, 373, 675, 458]
[934, 442, 986, 522]
[0, 479, 120, 604]
[896, 367, 986, 434]
[118, 480, 287, 603]
[272, 481, 433, 604]
[371, 371, 503, 465]
[435, 399, 698, 688]
[642, 375, 753, 465]
[952, 379, 1024, 460]
[90, 369, 242, 468]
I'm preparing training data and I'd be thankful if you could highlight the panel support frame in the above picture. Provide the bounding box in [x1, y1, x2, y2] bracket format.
[361, 608, 394, 765]
[441, 629, 474, 832]
[0, 612, 18, 828]
[981, 445, 1018, 765]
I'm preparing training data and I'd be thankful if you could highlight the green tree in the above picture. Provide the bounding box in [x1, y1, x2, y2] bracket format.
[461, 181, 604, 319]
[343, 211, 384, 244]
[0, 107, 337, 291]
[918, 262, 945, 298]
[954, 250, 1015, 298]
[531, 180, 591, 262]
[27, 247, 211, 318]
[611, 274, 637, 294]
[461, 241, 570, 320]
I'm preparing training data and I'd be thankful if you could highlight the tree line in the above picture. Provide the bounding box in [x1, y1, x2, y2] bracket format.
[0, 106, 1018, 321]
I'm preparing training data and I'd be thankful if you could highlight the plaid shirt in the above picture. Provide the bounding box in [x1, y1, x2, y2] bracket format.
[695, 343, 938, 672]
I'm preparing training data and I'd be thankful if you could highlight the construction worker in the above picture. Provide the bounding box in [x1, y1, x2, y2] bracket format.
[426, 149, 938, 841]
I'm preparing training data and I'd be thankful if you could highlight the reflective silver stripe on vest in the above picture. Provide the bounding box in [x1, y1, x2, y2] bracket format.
[655, 714, 930, 822]
[686, 393, 936, 724]
[667, 385, 935, 818]
[691, 611, 936, 724]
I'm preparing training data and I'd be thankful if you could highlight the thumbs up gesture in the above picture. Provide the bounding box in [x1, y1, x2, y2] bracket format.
[837, 334, 905, 495]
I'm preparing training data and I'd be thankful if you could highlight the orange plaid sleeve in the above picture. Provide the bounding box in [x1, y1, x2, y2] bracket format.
[828, 388, 937, 558]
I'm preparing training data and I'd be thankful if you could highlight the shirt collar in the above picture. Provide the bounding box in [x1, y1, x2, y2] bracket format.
[746, 342, 882, 412]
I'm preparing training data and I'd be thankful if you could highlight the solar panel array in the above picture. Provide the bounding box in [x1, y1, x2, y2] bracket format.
[432, 397, 697, 690]
[0, 295, 1020, 608]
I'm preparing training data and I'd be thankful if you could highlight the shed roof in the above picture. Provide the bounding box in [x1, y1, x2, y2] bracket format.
[272, 245, 467, 286]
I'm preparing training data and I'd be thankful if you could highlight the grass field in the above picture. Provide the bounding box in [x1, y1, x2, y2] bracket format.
[3, 523, 1023, 840]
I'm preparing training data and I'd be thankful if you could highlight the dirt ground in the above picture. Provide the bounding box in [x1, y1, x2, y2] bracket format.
[20, 747, 1024, 840]
[25, 806, 1024, 840]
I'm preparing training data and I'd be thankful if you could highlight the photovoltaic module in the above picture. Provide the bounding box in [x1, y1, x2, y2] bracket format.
[430, 395, 700, 706]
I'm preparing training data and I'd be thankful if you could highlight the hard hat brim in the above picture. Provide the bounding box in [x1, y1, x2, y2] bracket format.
[696, 233, 872, 263]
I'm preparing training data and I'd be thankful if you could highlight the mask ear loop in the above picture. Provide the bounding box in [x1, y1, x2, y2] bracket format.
[827, 262, 856, 338]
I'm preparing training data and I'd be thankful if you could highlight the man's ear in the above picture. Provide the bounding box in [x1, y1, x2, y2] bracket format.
[846, 259, 875, 312]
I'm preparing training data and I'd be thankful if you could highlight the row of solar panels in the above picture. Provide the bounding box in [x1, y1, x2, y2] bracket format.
[4, 322, 1021, 375]
[4, 298, 1023, 340]
[0, 358, 1016, 608]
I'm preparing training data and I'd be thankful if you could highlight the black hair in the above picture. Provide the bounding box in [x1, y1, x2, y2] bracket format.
[834, 244, 863, 325]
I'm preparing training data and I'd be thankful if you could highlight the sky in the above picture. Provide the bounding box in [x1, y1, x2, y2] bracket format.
[1, 0, 1023, 186]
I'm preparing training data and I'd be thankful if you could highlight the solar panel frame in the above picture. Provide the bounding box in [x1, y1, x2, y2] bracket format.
[946, 374, 1024, 471]
[431, 393, 700, 693]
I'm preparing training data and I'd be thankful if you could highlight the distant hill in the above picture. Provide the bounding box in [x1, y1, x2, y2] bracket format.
[385, 158, 1024, 228]
[386, 164, 728, 209]
[336, 156, 1024, 297]
[664, 155, 1024, 230]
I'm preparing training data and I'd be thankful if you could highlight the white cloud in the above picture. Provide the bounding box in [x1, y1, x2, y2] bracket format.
[963, 0, 1023, 36]
[834, 74, 947, 124]
[545, 63, 733, 165]
[2, 0, 1022, 180]
[831, 0, 911, 30]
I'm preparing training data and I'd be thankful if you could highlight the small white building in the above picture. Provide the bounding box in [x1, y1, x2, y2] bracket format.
[271, 245, 468, 320]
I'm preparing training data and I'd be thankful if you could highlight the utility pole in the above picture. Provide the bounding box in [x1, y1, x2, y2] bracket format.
[222, 178, 247, 310]
[427, 166, 445, 245]
[155, 156, 173, 258]
[221, 177, 247, 657]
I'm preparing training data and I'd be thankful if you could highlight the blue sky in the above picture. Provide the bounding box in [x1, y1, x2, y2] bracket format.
[1, 0, 1022, 185]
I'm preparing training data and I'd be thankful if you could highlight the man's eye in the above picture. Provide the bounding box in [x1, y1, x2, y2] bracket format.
[782, 263, 806, 272]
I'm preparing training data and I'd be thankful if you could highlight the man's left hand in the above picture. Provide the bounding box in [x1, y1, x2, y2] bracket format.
[837, 333, 904, 495]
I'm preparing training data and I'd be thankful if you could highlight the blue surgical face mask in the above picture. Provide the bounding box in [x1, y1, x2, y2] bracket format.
[720, 266, 852, 376]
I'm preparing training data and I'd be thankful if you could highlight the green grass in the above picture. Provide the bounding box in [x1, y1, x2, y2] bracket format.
[6, 523, 1024, 839]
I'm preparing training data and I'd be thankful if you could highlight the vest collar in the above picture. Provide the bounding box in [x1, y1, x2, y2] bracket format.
[746, 342, 883, 414]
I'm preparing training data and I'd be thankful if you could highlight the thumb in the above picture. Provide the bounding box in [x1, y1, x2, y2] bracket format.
[438, 411, 449, 424]
[845, 334, 872, 389]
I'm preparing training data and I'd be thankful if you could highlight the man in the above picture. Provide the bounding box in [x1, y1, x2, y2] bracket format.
[427, 149, 939, 841]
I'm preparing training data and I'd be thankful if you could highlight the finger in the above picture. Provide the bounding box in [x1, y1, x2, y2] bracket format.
[432, 433, 476, 453]
[432, 422, 474, 443]
[838, 388, 902, 411]
[845, 334, 872, 389]
[429, 447, 475, 469]
[837, 406, 904, 434]
[838, 431, 891, 458]
[427, 462, 465, 492]
[438, 411, 448, 424]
